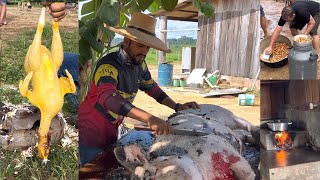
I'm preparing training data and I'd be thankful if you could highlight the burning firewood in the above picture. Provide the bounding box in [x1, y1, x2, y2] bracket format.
[275, 131, 293, 149]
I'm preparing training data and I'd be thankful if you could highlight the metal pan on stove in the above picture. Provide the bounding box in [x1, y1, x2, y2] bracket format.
[267, 121, 292, 132]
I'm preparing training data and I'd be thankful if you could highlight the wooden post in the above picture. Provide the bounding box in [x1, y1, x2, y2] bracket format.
[158, 16, 167, 64]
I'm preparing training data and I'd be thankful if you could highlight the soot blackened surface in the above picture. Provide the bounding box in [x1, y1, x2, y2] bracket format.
[196, 149, 203, 156]
[150, 145, 188, 159]
[242, 145, 260, 174]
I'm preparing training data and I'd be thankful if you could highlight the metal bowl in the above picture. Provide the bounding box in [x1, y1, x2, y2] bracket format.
[293, 34, 313, 47]
[267, 121, 292, 132]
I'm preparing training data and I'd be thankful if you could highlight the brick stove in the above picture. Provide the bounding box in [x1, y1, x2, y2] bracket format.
[260, 128, 309, 151]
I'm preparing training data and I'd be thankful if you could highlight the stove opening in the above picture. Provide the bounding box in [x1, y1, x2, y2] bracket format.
[274, 131, 293, 149]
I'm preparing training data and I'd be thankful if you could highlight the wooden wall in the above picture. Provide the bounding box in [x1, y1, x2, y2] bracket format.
[195, 0, 259, 78]
[288, 80, 320, 105]
[261, 81, 288, 120]
[261, 80, 320, 120]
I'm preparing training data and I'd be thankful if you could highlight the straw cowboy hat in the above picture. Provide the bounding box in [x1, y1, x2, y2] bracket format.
[105, 12, 171, 53]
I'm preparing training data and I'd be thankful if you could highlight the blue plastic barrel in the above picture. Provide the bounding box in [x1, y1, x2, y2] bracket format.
[158, 63, 173, 86]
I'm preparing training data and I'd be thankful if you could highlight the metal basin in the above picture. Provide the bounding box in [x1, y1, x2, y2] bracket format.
[293, 34, 313, 47]
[260, 35, 292, 68]
[267, 121, 292, 132]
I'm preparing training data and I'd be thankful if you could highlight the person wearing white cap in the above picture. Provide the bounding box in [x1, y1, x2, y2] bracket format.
[78, 12, 199, 166]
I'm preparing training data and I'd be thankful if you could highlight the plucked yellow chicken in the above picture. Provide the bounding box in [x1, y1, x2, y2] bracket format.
[19, 8, 76, 163]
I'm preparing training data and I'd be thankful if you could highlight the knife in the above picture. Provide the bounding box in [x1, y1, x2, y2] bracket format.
[134, 124, 211, 136]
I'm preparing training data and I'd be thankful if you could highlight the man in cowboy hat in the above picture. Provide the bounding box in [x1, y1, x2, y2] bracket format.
[264, 1, 320, 55]
[78, 12, 199, 166]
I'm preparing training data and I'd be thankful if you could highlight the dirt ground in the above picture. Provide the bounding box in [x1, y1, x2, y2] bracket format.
[260, 0, 320, 80]
[0, 6, 78, 47]
[0, 7, 260, 127]
[127, 63, 260, 126]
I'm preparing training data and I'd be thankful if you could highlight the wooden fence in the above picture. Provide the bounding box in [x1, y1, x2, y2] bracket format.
[195, 0, 259, 78]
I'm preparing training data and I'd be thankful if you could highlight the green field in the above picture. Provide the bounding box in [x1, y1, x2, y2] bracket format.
[145, 47, 183, 65]
[112, 36, 197, 65]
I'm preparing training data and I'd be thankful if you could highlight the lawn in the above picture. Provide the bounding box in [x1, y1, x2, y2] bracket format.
[145, 48, 182, 65]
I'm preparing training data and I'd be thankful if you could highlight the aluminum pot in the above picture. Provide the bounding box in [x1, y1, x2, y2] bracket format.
[267, 121, 292, 131]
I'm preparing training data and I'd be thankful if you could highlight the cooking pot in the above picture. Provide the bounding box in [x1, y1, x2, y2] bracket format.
[267, 121, 292, 131]
[260, 35, 292, 68]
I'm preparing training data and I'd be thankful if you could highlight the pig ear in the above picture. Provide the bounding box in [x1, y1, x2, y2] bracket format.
[114, 144, 148, 172]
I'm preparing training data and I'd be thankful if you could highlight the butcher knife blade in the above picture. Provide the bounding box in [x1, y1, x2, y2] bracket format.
[134, 124, 211, 136]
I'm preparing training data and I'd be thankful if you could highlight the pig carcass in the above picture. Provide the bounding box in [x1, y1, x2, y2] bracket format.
[173, 104, 258, 132]
[174, 104, 260, 145]
[114, 110, 256, 180]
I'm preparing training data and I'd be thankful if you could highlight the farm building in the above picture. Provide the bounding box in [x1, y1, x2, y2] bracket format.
[150, 0, 260, 79]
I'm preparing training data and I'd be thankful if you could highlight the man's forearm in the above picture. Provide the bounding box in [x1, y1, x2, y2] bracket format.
[305, 15, 315, 35]
[305, 23, 315, 35]
[160, 96, 176, 110]
[127, 107, 156, 124]
[269, 26, 282, 47]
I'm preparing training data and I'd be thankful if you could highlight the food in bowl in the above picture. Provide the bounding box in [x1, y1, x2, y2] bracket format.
[261, 43, 289, 63]
[296, 36, 312, 43]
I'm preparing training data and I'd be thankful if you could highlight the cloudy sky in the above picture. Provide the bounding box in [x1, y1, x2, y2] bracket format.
[154, 19, 198, 39]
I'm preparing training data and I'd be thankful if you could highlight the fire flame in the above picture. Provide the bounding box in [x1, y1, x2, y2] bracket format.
[276, 150, 288, 166]
[274, 131, 292, 149]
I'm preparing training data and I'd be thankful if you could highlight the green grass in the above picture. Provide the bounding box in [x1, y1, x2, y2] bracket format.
[0, 88, 28, 104]
[0, 144, 78, 180]
[145, 48, 182, 65]
[0, 25, 78, 85]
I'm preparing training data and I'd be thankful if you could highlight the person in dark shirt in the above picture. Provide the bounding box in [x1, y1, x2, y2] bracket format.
[264, 1, 320, 55]
[260, 5, 270, 38]
[79, 12, 199, 166]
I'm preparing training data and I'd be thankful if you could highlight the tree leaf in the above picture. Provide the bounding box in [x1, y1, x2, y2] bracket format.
[125, 0, 140, 14]
[79, 19, 104, 53]
[200, 2, 214, 18]
[80, 12, 96, 22]
[119, 9, 130, 27]
[148, 0, 161, 12]
[79, 38, 93, 67]
[137, 0, 153, 11]
[192, 0, 214, 18]
[81, 0, 95, 15]
[161, 0, 178, 11]
[96, 0, 119, 26]
[95, 17, 116, 39]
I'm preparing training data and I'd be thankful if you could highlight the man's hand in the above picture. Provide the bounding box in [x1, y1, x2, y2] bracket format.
[264, 46, 273, 55]
[148, 117, 172, 135]
[176, 101, 200, 111]
[41, 2, 66, 22]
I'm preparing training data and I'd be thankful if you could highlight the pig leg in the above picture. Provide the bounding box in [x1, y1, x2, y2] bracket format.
[232, 116, 259, 132]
